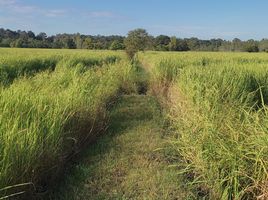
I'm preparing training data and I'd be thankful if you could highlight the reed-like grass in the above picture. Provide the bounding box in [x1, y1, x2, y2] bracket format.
[141, 51, 268, 199]
[174, 65, 268, 199]
[0, 49, 135, 198]
[0, 48, 121, 85]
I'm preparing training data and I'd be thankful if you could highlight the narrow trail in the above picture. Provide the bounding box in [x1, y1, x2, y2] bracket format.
[52, 94, 184, 200]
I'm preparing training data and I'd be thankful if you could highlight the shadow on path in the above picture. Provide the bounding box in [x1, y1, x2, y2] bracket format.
[50, 94, 183, 200]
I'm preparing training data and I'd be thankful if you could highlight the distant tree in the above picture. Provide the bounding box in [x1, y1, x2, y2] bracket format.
[93, 41, 104, 49]
[11, 38, 24, 48]
[18, 31, 29, 40]
[259, 39, 268, 52]
[74, 33, 83, 49]
[36, 32, 47, 41]
[231, 38, 243, 51]
[0, 27, 267, 53]
[169, 36, 178, 51]
[155, 35, 170, 51]
[109, 40, 124, 50]
[244, 40, 259, 52]
[186, 37, 200, 50]
[27, 31, 35, 39]
[177, 39, 189, 51]
[64, 37, 76, 49]
[52, 35, 64, 48]
[0, 38, 12, 47]
[10, 40, 16, 48]
[83, 38, 93, 49]
[210, 39, 223, 51]
[168, 37, 189, 51]
[124, 28, 150, 59]
[219, 40, 232, 51]
[4, 29, 17, 39]
[147, 35, 155, 50]
[198, 40, 213, 51]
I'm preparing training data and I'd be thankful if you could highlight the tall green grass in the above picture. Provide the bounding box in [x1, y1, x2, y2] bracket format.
[0, 50, 135, 198]
[0, 48, 121, 85]
[142, 52, 268, 199]
[174, 65, 268, 199]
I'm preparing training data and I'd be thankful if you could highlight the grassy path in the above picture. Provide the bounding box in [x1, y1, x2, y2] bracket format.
[52, 94, 183, 200]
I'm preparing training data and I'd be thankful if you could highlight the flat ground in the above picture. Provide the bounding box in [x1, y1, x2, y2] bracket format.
[52, 94, 185, 200]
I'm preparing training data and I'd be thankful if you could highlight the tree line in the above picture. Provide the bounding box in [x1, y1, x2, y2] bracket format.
[1, 28, 268, 52]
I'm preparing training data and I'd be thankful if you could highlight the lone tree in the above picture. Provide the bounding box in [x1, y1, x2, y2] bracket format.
[124, 28, 150, 59]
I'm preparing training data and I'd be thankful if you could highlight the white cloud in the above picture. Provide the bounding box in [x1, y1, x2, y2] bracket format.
[11, 5, 37, 14]
[0, 0, 36, 13]
[45, 9, 67, 17]
[0, 1, 129, 35]
[88, 11, 116, 18]
[0, 0, 16, 6]
[85, 11, 129, 21]
[0, 1, 124, 21]
[0, 0, 67, 17]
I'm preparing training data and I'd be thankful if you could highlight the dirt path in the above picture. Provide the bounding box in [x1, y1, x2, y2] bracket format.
[51, 94, 184, 200]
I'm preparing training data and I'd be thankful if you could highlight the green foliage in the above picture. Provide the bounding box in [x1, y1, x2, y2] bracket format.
[154, 35, 170, 51]
[244, 40, 259, 52]
[82, 38, 93, 49]
[109, 40, 124, 50]
[0, 27, 267, 53]
[168, 37, 189, 51]
[124, 29, 150, 59]
[259, 39, 268, 52]
[168, 36, 178, 51]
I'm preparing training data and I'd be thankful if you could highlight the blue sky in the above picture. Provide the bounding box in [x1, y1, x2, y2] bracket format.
[0, 0, 267, 40]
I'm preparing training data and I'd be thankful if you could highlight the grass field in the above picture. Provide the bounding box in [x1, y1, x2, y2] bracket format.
[141, 51, 268, 199]
[0, 49, 138, 199]
[1, 49, 268, 200]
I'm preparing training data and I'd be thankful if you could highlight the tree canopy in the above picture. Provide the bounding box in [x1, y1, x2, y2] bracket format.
[0, 27, 267, 53]
[124, 29, 150, 59]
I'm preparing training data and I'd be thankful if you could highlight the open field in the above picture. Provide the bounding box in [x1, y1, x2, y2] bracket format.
[1, 49, 268, 199]
[0, 49, 137, 199]
[141, 51, 268, 199]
